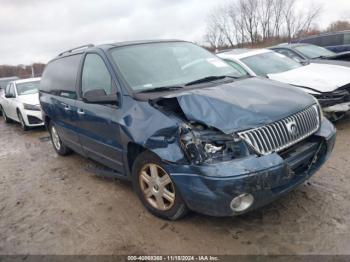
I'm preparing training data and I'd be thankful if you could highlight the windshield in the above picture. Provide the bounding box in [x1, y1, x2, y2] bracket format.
[110, 42, 244, 92]
[16, 81, 40, 95]
[294, 45, 336, 59]
[241, 51, 302, 76]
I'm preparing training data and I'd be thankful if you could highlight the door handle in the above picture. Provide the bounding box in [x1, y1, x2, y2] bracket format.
[62, 104, 71, 111]
[77, 109, 85, 115]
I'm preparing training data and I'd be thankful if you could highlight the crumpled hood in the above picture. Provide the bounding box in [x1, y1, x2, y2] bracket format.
[268, 63, 350, 93]
[17, 93, 40, 105]
[163, 77, 315, 134]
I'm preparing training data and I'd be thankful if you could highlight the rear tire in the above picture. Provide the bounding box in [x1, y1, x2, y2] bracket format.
[131, 151, 188, 220]
[49, 122, 72, 156]
[1, 106, 11, 123]
[17, 111, 29, 131]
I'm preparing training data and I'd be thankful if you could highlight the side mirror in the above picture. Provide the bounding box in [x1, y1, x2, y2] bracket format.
[5, 93, 14, 98]
[83, 89, 118, 105]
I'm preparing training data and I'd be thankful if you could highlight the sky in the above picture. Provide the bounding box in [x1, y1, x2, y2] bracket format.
[0, 0, 349, 65]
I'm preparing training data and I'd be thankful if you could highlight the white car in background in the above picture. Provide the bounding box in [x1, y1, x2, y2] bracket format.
[0, 78, 44, 130]
[218, 49, 350, 121]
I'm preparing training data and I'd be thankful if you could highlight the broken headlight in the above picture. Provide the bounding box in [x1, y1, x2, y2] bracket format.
[180, 123, 251, 164]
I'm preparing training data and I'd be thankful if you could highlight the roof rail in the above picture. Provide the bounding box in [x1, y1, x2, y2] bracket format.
[58, 44, 94, 56]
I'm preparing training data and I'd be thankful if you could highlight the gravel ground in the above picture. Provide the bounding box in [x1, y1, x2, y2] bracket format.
[0, 115, 349, 255]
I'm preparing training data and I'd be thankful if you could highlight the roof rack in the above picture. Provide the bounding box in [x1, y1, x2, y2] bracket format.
[58, 44, 94, 56]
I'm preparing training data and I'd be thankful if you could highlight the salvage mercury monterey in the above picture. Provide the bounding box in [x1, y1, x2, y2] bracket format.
[39, 40, 336, 220]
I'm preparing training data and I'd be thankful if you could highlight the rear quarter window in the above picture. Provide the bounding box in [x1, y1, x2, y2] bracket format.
[40, 54, 82, 99]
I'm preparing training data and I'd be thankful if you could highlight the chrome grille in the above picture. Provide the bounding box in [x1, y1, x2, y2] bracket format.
[238, 105, 320, 155]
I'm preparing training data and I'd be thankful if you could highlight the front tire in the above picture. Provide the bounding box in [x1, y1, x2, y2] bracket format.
[17, 111, 28, 131]
[49, 122, 72, 156]
[132, 151, 188, 220]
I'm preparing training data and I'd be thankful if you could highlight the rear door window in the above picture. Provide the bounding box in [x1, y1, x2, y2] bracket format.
[40, 54, 82, 99]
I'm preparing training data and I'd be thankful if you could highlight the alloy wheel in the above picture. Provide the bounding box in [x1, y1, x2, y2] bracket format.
[139, 163, 175, 211]
[51, 125, 61, 151]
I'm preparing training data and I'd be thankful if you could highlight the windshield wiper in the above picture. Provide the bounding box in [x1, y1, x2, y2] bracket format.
[316, 55, 330, 59]
[184, 75, 237, 86]
[138, 85, 184, 93]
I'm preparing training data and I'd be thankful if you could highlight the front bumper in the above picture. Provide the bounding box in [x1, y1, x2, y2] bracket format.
[316, 89, 350, 113]
[167, 118, 336, 217]
[323, 101, 350, 113]
[23, 109, 44, 127]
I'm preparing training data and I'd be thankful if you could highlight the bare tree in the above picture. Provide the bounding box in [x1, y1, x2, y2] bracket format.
[204, 26, 225, 50]
[283, 0, 322, 40]
[227, 3, 246, 47]
[257, 0, 274, 40]
[0, 64, 45, 78]
[271, 0, 287, 38]
[296, 4, 322, 37]
[204, 0, 322, 48]
[283, 0, 298, 40]
[205, 12, 226, 49]
[205, 7, 225, 48]
[327, 20, 350, 32]
[239, 0, 260, 44]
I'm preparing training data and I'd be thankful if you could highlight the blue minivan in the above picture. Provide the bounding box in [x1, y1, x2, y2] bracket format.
[40, 40, 336, 220]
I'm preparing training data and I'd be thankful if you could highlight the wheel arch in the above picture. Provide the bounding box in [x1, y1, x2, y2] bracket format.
[44, 115, 51, 130]
[127, 142, 147, 175]
[16, 107, 23, 122]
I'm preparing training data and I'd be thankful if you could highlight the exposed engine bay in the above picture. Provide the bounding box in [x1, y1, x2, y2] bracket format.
[151, 97, 251, 164]
[180, 123, 251, 164]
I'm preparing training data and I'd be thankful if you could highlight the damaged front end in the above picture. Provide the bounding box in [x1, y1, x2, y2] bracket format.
[180, 123, 251, 164]
[151, 97, 336, 216]
[166, 117, 336, 217]
[313, 88, 350, 121]
[136, 80, 336, 217]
